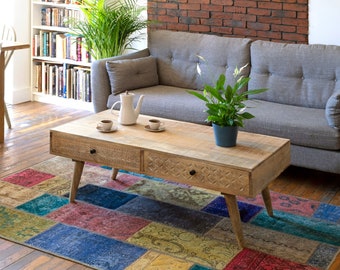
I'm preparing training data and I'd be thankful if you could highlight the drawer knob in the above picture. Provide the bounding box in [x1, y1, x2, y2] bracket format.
[90, 149, 96, 154]
[189, 169, 196, 176]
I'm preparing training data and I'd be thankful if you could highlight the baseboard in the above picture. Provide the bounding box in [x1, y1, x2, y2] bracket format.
[5, 86, 31, 105]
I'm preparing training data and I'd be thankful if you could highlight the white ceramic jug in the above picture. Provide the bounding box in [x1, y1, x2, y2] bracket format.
[110, 91, 144, 125]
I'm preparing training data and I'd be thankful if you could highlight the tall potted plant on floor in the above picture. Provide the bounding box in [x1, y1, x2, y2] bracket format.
[188, 61, 267, 147]
[70, 0, 149, 60]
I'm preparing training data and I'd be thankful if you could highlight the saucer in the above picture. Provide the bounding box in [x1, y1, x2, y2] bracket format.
[144, 125, 165, 132]
[96, 126, 118, 133]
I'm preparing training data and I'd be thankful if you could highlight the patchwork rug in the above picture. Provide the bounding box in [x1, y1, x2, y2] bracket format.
[0, 156, 339, 270]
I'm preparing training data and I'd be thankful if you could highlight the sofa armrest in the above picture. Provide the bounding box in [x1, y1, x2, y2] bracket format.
[325, 90, 340, 129]
[91, 48, 150, 113]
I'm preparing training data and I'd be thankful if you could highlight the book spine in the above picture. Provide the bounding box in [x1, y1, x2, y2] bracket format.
[76, 37, 82, 62]
[34, 64, 43, 92]
[41, 8, 47, 26]
[50, 32, 57, 58]
[57, 65, 62, 97]
[45, 8, 51, 27]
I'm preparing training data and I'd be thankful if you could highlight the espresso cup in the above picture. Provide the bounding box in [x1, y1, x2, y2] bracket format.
[148, 119, 163, 130]
[97, 120, 113, 131]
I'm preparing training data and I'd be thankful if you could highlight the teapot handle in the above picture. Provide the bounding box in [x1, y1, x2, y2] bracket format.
[110, 101, 121, 115]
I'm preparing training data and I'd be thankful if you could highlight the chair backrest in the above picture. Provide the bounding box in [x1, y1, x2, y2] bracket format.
[0, 24, 17, 68]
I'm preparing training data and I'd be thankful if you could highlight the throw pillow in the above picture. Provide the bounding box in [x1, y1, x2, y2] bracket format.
[325, 90, 340, 129]
[106, 56, 159, 95]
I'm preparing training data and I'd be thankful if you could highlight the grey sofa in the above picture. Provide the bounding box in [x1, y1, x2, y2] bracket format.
[91, 30, 340, 174]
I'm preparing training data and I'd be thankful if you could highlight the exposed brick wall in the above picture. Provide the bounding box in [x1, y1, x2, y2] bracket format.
[148, 0, 308, 44]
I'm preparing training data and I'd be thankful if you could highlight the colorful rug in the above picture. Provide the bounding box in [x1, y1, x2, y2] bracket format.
[0, 156, 339, 270]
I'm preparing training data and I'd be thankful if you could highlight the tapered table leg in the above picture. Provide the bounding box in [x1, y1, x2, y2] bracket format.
[70, 160, 85, 203]
[262, 186, 274, 216]
[111, 168, 119, 180]
[223, 193, 245, 248]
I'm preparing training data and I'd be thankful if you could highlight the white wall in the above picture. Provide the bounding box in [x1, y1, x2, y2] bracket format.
[309, 0, 340, 45]
[0, 0, 31, 104]
[124, 0, 148, 53]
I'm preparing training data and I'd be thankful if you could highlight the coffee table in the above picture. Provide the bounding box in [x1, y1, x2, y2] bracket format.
[50, 110, 290, 248]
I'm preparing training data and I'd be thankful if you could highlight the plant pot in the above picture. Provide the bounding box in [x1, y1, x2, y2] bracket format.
[212, 124, 238, 147]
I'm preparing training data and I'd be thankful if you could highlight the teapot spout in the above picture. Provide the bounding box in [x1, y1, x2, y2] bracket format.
[134, 95, 144, 117]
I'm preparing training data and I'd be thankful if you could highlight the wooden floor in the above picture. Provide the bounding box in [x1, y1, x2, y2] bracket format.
[1, 102, 94, 270]
[0, 101, 339, 269]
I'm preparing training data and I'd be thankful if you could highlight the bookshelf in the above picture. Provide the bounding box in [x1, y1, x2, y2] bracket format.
[31, 0, 93, 111]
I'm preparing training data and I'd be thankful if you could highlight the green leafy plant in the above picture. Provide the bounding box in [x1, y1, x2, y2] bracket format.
[188, 58, 267, 127]
[70, 0, 149, 60]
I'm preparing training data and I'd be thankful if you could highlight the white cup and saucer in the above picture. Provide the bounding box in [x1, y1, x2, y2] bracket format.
[96, 120, 117, 133]
[145, 119, 165, 132]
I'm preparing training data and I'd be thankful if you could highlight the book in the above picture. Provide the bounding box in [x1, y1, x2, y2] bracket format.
[32, 34, 40, 57]
[56, 33, 66, 59]
[49, 32, 57, 58]
[49, 65, 56, 96]
[45, 8, 51, 27]
[35, 64, 43, 92]
[57, 65, 64, 97]
[42, 31, 49, 57]
[39, 30, 44, 57]
[41, 8, 47, 26]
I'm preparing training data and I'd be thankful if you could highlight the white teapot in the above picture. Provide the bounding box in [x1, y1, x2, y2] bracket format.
[110, 91, 144, 125]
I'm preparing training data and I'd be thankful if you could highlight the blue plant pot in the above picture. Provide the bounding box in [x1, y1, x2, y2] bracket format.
[212, 124, 238, 147]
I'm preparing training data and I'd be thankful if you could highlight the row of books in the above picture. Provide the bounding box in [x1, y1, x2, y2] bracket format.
[34, 63, 91, 102]
[32, 30, 91, 63]
[41, 7, 83, 28]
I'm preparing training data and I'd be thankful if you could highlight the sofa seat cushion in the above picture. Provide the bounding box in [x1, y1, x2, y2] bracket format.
[242, 100, 340, 150]
[106, 56, 159, 95]
[107, 85, 208, 125]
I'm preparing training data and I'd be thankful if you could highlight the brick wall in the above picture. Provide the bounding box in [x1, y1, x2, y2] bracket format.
[148, 0, 308, 44]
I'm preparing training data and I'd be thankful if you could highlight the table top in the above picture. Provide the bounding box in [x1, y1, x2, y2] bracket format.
[51, 110, 290, 173]
[0, 41, 30, 51]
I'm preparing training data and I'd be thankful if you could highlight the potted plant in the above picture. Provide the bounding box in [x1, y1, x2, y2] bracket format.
[70, 0, 149, 60]
[188, 60, 267, 147]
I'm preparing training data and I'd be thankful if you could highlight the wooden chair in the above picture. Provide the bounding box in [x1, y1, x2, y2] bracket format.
[1, 24, 17, 129]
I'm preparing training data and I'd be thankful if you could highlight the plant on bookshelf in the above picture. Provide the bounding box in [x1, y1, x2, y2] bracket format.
[70, 0, 149, 60]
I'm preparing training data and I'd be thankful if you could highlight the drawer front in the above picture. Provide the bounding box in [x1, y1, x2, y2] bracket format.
[50, 132, 141, 171]
[143, 151, 250, 196]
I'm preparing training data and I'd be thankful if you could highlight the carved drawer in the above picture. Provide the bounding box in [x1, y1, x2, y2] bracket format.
[50, 132, 141, 171]
[143, 150, 251, 196]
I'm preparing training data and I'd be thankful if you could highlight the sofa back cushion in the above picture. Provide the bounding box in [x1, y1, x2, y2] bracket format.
[148, 30, 252, 90]
[249, 40, 340, 109]
[106, 56, 159, 95]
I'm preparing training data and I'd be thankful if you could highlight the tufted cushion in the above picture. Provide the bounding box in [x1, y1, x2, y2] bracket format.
[148, 30, 252, 91]
[249, 40, 340, 109]
[106, 56, 159, 95]
[325, 91, 340, 129]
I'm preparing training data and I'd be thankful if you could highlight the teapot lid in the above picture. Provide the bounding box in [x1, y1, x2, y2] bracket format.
[122, 90, 134, 96]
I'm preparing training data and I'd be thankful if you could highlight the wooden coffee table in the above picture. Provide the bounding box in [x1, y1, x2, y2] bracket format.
[50, 110, 290, 248]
